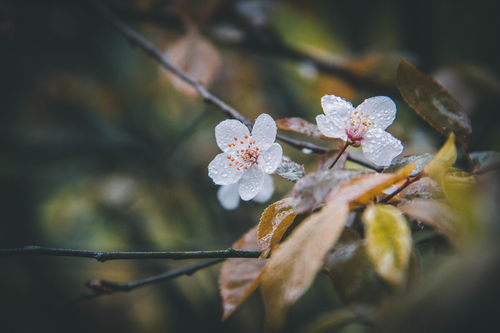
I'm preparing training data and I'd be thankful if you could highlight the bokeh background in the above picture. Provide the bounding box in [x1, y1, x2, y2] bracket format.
[1, 0, 499, 332]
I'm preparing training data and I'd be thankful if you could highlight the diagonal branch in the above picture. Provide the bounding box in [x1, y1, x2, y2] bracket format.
[91, 1, 379, 170]
[0, 246, 260, 262]
[66, 258, 223, 304]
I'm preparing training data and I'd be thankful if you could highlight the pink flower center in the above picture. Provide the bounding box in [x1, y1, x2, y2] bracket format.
[345, 111, 374, 144]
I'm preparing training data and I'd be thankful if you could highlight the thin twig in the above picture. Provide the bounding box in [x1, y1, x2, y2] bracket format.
[329, 142, 350, 169]
[379, 174, 421, 203]
[91, 1, 379, 170]
[65, 258, 223, 305]
[0, 246, 260, 262]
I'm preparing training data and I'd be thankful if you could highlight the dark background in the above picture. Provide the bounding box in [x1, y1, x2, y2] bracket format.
[1, 0, 499, 332]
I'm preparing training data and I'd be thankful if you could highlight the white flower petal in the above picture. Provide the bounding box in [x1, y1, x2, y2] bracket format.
[316, 114, 347, 140]
[355, 96, 396, 130]
[208, 153, 244, 185]
[217, 183, 240, 210]
[251, 113, 277, 150]
[215, 119, 250, 153]
[253, 173, 274, 203]
[238, 165, 265, 201]
[321, 94, 353, 120]
[258, 143, 283, 174]
[362, 128, 404, 167]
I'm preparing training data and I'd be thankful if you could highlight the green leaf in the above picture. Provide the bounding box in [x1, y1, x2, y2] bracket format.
[397, 59, 472, 148]
[324, 239, 392, 316]
[362, 205, 412, 287]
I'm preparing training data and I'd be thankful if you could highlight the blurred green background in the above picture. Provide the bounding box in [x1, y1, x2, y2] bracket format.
[1, 0, 499, 332]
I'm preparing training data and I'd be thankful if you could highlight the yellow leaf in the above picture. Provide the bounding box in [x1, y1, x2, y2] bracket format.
[424, 133, 457, 184]
[398, 200, 459, 246]
[219, 227, 266, 320]
[332, 163, 415, 205]
[362, 205, 412, 287]
[257, 198, 297, 258]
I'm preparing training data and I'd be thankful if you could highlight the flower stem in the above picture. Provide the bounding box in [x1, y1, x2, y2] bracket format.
[329, 142, 350, 169]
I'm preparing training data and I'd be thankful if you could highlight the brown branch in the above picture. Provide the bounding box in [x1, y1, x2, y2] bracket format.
[65, 258, 223, 304]
[91, 1, 380, 170]
[0, 246, 260, 262]
[379, 174, 422, 203]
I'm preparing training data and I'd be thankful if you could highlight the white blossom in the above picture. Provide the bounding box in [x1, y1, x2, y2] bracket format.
[217, 173, 274, 210]
[208, 114, 283, 201]
[316, 94, 403, 166]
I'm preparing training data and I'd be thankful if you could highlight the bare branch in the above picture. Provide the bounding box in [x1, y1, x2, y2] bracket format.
[66, 258, 223, 304]
[0, 246, 260, 262]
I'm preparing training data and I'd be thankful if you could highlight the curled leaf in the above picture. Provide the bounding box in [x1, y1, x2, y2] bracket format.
[424, 133, 457, 184]
[219, 227, 266, 320]
[397, 59, 471, 147]
[362, 205, 412, 287]
[258, 198, 297, 257]
[275, 156, 305, 182]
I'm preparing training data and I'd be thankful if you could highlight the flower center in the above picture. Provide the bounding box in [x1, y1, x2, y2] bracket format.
[226, 136, 261, 170]
[345, 110, 374, 143]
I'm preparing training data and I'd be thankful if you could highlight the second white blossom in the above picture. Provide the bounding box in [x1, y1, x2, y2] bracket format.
[316, 94, 403, 166]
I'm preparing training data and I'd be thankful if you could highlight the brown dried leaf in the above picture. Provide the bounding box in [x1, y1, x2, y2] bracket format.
[219, 227, 266, 320]
[397, 59, 472, 148]
[261, 199, 350, 332]
[398, 200, 459, 246]
[260, 164, 414, 330]
[257, 198, 297, 258]
[276, 117, 323, 138]
[291, 169, 367, 213]
[163, 31, 221, 97]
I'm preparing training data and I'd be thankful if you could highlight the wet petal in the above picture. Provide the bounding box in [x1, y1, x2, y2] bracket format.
[252, 113, 277, 150]
[316, 114, 347, 140]
[238, 165, 265, 201]
[217, 183, 240, 210]
[216, 119, 250, 153]
[253, 173, 274, 203]
[362, 128, 404, 167]
[258, 143, 283, 174]
[208, 153, 245, 185]
[321, 95, 353, 120]
[355, 96, 396, 130]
